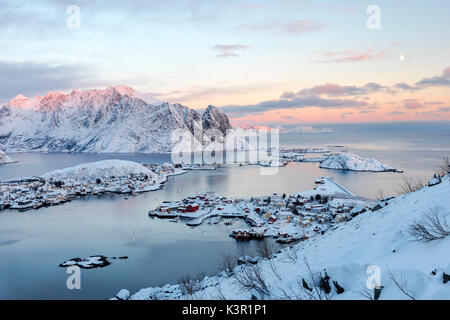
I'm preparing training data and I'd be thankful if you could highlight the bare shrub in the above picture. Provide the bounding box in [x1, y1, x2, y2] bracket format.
[298, 257, 333, 300]
[256, 238, 276, 259]
[213, 285, 227, 300]
[408, 208, 450, 242]
[268, 258, 282, 281]
[376, 189, 384, 201]
[387, 268, 415, 300]
[398, 177, 424, 195]
[282, 246, 299, 264]
[353, 283, 375, 300]
[437, 156, 450, 176]
[233, 264, 270, 298]
[179, 272, 204, 296]
[275, 285, 303, 300]
[256, 239, 282, 280]
[218, 253, 237, 277]
[272, 257, 337, 300]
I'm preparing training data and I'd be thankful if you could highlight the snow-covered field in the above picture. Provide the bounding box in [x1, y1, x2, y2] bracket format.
[320, 152, 402, 172]
[119, 174, 450, 300]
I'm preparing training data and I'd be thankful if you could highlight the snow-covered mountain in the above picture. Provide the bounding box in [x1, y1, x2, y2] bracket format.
[320, 152, 401, 172]
[0, 149, 15, 164]
[0, 86, 232, 153]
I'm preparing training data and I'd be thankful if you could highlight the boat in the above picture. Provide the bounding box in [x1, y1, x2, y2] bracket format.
[156, 211, 179, 219]
[276, 235, 298, 244]
[187, 219, 202, 226]
[231, 231, 251, 240]
[33, 202, 44, 210]
[18, 204, 34, 212]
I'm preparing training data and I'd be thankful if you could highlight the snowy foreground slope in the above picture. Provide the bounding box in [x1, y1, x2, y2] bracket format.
[120, 175, 450, 300]
[41, 160, 158, 182]
[0, 149, 15, 164]
[320, 152, 401, 172]
[0, 86, 232, 153]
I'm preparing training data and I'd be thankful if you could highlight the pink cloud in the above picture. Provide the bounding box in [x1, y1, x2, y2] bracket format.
[302, 83, 345, 96]
[283, 20, 329, 34]
[213, 44, 250, 57]
[444, 67, 450, 76]
[237, 19, 328, 35]
[316, 49, 387, 63]
[404, 99, 426, 110]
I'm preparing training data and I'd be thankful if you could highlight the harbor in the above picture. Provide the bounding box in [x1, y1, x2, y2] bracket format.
[148, 176, 375, 244]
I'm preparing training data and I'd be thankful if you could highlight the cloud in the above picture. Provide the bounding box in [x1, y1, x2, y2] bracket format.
[213, 44, 250, 57]
[237, 19, 328, 35]
[392, 67, 450, 92]
[0, 60, 93, 100]
[295, 82, 389, 97]
[296, 126, 333, 133]
[359, 110, 375, 114]
[285, 125, 334, 133]
[438, 107, 450, 112]
[315, 49, 387, 63]
[394, 82, 420, 91]
[425, 101, 444, 105]
[340, 111, 354, 119]
[403, 99, 426, 110]
[149, 83, 277, 105]
[389, 111, 405, 115]
[0, 1, 61, 32]
[220, 66, 450, 120]
[222, 96, 368, 117]
[416, 67, 450, 87]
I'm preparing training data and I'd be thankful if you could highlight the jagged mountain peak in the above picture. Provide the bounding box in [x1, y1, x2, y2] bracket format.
[202, 105, 231, 136]
[6, 86, 140, 111]
[8, 94, 30, 108]
[106, 85, 136, 96]
[0, 86, 233, 153]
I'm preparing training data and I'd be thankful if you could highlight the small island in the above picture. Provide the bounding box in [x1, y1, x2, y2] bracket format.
[0, 149, 16, 164]
[319, 153, 403, 172]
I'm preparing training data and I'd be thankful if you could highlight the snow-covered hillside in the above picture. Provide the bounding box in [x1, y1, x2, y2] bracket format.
[120, 174, 450, 300]
[320, 153, 401, 172]
[0, 86, 231, 153]
[41, 160, 157, 182]
[0, 149, 15, 164]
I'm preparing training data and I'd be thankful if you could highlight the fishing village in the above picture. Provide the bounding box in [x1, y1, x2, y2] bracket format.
[148, 176, 376, 244]
[0, 161, 189, 212]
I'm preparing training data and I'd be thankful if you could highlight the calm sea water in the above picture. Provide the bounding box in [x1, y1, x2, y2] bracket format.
[0, 122, 449, 299]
